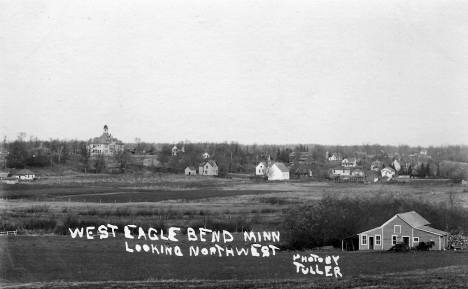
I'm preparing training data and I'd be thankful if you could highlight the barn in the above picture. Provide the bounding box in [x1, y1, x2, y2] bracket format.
[342, 211, 449, 251]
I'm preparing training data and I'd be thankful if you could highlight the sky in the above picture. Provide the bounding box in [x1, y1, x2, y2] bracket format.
[1, 0, 467, 147]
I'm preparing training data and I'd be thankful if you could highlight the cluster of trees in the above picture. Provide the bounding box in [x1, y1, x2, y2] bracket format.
[3, 133, 86, 169]
[282, 193, 468, 250]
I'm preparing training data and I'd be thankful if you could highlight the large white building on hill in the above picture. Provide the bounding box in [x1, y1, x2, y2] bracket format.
[87, 125, 124, 156]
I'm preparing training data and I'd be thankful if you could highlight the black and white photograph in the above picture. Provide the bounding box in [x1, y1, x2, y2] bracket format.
[1, 0, 468, 288]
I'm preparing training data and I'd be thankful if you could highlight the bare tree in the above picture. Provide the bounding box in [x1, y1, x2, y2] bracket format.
[17, 132, 26, 142]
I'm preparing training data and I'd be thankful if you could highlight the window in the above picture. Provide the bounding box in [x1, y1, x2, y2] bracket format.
[392, 235, 397, 245]
[206, 165, 208, 169]
[394, 225, 401, 234]
[413, 237, 419, 243]
[375, 235, 381, 246]
[361, 235, 367, 245]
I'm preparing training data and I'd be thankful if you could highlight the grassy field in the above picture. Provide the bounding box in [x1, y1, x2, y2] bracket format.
[1, 172, 468, 288]
[2, 236, 468, 288]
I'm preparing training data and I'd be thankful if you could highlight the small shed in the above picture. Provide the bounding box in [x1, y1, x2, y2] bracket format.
[185, 166, 197, 176]
[0, 172, 9, 179]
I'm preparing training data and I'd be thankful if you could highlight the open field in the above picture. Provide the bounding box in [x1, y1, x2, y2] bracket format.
[1, 172, 468, 288]
[2, 236, 468, 288]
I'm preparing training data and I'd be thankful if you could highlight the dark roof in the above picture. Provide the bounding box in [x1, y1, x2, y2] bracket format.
[382, 167, 396, 173]
[330, 166, 350, 170]
[187, 166, 197, 171]
[13, 169, 34, 175]
[90, 133, 124, 145]
[199, 160, 217, 167]
[274, 163, 289, 173]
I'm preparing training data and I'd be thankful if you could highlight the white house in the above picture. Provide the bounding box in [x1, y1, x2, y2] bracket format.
[256, 162, 268, 175]
[172, 146, 179, 156]
[199, 160, 218, 176]
[11, 169, 36, 180]
[351, 169, 364, 176]
[392, 160, 401, 171]
[381, 167, 396, 179]
[328, 153, 342, 161]
[330, 167, 351, 177]
[185, 167, 197, 176]
[268, 163, 289, 180]
[342, 157, 358, 168]
[87, 125, 124, 156]
[202, 152, 210, 159]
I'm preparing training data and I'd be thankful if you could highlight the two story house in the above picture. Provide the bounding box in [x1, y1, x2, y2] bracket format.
[199, 160, 218, 176]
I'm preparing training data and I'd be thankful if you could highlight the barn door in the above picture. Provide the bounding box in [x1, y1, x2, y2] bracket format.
[403, 237, 410, 247]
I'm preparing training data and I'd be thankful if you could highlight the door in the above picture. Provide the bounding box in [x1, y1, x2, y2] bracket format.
[369, 236, 374, 250]
[403, 237, 410, 247]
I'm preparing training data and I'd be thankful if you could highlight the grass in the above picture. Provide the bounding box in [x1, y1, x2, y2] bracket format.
[2, 236, 468, 286]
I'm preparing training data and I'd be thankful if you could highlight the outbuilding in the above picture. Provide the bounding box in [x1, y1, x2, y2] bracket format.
[342, 211, 449, 251]
[185, 166, 197, 176]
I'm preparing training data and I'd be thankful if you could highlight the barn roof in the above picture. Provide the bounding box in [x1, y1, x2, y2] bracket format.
[415, 226, 449, 236]
[398, 211, 431, 228]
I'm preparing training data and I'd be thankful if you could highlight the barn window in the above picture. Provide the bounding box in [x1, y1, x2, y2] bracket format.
[413, 237, 419, 243]
[375, 235, 381, 246]
[392, 235, 397, 245]
[394, 225, 401, 234]
[361, 235, 367, 245]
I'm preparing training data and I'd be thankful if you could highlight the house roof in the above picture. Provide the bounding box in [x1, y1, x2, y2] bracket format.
[274, 163, 289, 173]
[186, 166, 197, 171]
[343, 157, 357, 162]
[382, 167, 396, 173]
[13, 169, 34, 176]
[0, 172, 9, 178]
[90, 133, 124, 145]
[199, 160, 217, 167]
[330, 166, 350, 170]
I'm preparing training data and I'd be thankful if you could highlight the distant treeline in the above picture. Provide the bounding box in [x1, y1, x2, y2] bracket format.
[2, 132, 468, 175]
[282, 193, 468, 250]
